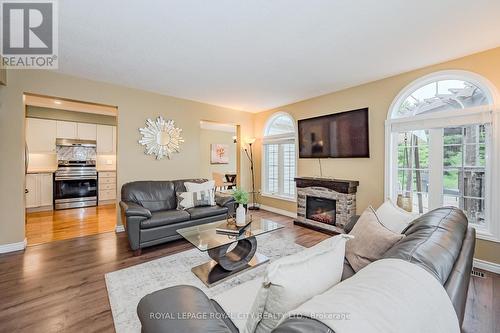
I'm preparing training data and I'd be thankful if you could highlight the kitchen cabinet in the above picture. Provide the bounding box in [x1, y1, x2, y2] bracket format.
[56, 121, 97, 140]
[56, 121, 77, 139]
[98, 171, 116, 202]
[97, 125, 116, 153]
[77, 123, 97, 140]
[26, 118, 57, 153]
[25, 173, 53, 209]
[25, 174, 39, 208]
[112, 126, 117, 153]
[39, 173, 53, 206]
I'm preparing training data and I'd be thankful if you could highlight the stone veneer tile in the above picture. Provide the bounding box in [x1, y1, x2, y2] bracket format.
[296, 186, 357, 233]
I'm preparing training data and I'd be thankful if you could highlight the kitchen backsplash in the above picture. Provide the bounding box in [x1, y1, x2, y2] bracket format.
[27, 152, 116, 172]
[57, 146, 97, 161]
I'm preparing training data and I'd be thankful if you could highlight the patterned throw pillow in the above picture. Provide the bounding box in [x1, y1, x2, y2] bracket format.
[177, 189, 216, 210]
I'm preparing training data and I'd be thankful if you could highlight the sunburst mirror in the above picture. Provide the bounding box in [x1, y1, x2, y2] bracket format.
[138, 116, 184, 160]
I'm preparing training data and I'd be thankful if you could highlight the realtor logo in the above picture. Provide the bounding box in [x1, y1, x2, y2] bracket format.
[1, 0, 58, 68]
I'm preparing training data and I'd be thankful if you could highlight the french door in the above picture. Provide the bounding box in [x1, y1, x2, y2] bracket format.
[392, 123, 490, 227]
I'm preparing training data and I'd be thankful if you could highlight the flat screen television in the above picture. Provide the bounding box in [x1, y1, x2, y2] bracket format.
[298, 108, 369, 158]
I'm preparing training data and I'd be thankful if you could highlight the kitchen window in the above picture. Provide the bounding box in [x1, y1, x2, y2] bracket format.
[262, 113, 296, 200]
[386, 70, 500, 242]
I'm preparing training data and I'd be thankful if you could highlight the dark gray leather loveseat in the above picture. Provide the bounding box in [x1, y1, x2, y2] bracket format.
[136, 206, 475, 332]
[120, 179, 235, 255]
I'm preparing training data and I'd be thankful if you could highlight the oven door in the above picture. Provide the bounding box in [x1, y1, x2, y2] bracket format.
[54, 177, 97, 209]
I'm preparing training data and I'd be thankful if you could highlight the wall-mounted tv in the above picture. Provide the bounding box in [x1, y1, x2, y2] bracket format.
[298, 108, 369, 158]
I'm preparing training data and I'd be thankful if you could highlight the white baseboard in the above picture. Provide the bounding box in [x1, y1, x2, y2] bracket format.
[99, 200, 117, 206]
[259, 204, 297, 219]
[473, 258, 500, 274]
[26, 205, 53, 213]
[0, 238, 27, 254]
[115, 224, 125, 233]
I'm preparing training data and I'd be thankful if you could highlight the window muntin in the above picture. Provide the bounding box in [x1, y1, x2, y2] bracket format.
[396, 130, 430, 214]
[394, 124, 490, 227]
[283, 143, 296, 196]
[396, 80, 488, 118]
[265, 115, 295, 136]
[263, 114, 296, 199]
[265, 144, 279, 194]
[442, 124, 488, 226]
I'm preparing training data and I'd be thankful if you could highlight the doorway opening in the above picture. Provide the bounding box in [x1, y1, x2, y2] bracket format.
[199, 121, 241, 192]
[24, 93, 118, 246]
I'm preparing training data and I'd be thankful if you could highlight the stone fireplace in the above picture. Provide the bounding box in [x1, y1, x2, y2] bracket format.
[295, 177, 358, 234]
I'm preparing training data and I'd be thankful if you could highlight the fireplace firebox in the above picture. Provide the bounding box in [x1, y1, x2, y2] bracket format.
[306, 196, 336, 225]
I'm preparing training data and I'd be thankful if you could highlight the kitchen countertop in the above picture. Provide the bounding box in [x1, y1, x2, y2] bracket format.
[27, 168, 116, 173]
[26, 169, 57, 174]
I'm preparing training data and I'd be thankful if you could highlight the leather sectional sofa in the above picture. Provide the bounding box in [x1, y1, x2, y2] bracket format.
[136, 206, 475, 332]
[120, 179, 235, 255]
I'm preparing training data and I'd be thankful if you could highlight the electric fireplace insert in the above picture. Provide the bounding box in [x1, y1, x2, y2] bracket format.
[306, 196, 336, 225]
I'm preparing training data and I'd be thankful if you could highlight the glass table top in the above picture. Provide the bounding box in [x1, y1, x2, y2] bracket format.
[176, 216, 284, 251]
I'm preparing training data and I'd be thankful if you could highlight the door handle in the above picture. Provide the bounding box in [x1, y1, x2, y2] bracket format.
[25, 189, 29, 194]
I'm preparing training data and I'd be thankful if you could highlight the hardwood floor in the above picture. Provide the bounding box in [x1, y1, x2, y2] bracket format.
[25, 204, 117, 246]
[1, 208, 498, 332]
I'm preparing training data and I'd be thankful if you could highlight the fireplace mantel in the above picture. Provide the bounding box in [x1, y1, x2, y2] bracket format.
[294, 177, 358, 234]
[295, 177, 359, 194]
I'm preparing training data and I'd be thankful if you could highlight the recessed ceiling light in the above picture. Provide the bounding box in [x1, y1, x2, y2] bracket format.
[54, 100, 62, 104]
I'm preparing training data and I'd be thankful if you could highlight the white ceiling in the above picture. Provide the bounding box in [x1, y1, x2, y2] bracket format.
[58, 0, 500, 112]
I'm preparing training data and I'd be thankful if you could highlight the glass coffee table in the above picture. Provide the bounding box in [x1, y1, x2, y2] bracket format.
[177, 216, 283, 287]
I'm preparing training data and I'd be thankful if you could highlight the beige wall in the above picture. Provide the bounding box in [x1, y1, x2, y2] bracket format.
[253, 47, 500, 264]
[0, 70, 254, 246]
[199, 129, 237, 180]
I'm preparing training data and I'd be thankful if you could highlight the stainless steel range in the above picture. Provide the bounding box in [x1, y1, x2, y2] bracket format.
[54, 139, 98, 209]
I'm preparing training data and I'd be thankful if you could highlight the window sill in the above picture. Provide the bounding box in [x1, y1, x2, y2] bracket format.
[260, 193, 297, 203]
[475, 228, 500, 243]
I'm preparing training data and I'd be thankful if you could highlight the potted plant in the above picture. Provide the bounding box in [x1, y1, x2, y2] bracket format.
[232, 188, 249, 226]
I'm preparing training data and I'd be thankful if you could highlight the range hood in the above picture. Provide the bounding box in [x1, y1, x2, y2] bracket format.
[56, 138, 97, 147]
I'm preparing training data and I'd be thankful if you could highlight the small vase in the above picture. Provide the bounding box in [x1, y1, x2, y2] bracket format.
[236, 204, 246, 226]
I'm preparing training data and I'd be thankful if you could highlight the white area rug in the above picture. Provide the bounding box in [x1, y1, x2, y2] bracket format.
[105, 232, 304, 333]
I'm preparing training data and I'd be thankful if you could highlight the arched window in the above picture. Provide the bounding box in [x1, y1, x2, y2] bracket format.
[386, 70, 499, 241]
[262, 112, 296, 200]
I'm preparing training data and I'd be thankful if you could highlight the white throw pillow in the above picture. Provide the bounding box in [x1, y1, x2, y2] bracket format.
[213, 277, 265, 332]
[376, 199, 418, 234]
[249, 235, 351, 333]
[184, 180, 215, 192]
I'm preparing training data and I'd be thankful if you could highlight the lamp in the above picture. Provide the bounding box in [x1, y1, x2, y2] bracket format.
[246, 137, 256, 145]
[244, 137, 259, 210]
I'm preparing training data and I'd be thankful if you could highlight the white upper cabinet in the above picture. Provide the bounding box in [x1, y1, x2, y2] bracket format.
[97, 125, 116, 153]
[77, 123, 97, 140]
[27, 118, 113, 156]
[26, 118, 57, 153]
[56, 121, 77, 139]
[56, 121, 97, 140]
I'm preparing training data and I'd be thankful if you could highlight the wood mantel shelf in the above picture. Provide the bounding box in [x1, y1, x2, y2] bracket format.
[294, 177, 359, 194]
